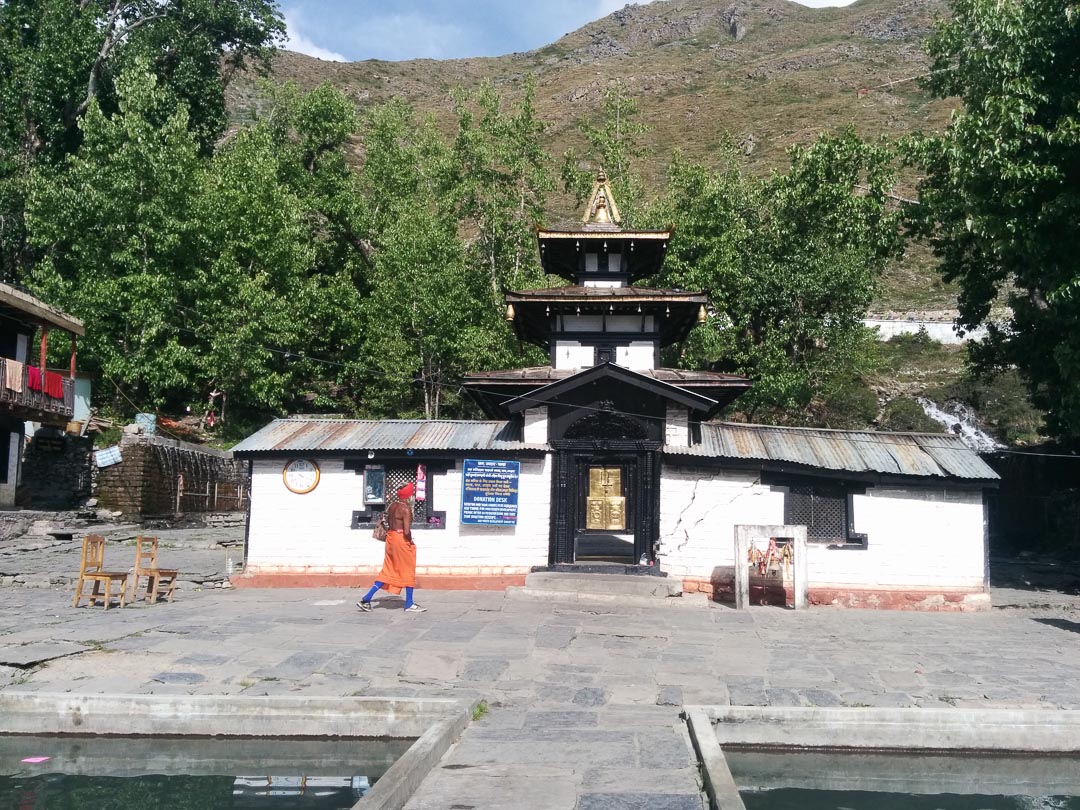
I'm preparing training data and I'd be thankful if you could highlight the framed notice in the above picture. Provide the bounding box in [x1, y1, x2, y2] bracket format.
[460, 459, 520, 526]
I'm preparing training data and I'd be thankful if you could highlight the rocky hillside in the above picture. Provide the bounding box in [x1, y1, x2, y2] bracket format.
[228, 0, 956, 310]
[231, 0, 951, 187]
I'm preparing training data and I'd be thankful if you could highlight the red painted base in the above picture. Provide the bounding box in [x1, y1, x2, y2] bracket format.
[230, 572, 526, 591]
[681, 576, 991, 612]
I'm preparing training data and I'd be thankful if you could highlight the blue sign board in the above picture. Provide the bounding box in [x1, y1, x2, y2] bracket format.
[461, 459, 520, 526]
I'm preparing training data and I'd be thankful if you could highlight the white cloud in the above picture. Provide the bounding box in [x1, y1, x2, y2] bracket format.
[283, 9, 349, 62]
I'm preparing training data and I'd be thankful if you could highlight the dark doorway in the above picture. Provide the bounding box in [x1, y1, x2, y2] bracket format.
[550, 443, 660, 566]
[577, 462, 634, 563]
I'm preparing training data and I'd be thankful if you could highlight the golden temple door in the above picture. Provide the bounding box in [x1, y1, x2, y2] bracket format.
[585, 466, 626, 531]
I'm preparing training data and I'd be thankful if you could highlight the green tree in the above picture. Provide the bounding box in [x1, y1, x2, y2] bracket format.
[357, 100, 538, 418]
[0, 0, 282, 280]
[655, 130, 901, 417]
[452, 79, 553, 300]
[28, 69, 368, 416]
[562, 80, 648, 223]
[904, 0, 1080, 439]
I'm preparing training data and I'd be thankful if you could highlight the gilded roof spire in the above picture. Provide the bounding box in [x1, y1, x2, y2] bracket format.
[582, 169, 621, 227]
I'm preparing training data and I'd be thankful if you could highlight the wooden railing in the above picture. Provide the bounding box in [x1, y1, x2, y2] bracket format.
[0, 358, 75, 420]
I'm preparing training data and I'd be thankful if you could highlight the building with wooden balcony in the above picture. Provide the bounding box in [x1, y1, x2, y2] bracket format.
[0, 283, 84, 507]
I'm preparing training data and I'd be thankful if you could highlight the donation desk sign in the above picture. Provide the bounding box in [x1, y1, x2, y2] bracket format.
[461, 459, 520, 526]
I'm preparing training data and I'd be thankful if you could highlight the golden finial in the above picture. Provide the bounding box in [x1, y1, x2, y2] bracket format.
[582, 169, 621, 226]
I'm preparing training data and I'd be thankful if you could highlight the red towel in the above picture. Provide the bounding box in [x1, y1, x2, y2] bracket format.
[43, 371, 64, 399]
[27, 366, 42, 392]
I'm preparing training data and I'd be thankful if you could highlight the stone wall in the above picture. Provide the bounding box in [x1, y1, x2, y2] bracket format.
[20, 432, 93, 510]
[95, 435, 247, 521]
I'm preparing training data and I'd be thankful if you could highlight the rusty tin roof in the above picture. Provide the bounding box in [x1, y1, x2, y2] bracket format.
[665, 422, 999, 481]
[232, 419, 546, 455]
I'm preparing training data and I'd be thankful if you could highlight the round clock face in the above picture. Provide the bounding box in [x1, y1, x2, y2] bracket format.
[282, 459, 320, 494]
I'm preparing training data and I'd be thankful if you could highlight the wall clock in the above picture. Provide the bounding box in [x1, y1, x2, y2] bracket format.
[282, 459, 320, 494]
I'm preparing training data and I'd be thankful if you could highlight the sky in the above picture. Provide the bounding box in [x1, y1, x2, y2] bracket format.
[282, 0, 859, 63]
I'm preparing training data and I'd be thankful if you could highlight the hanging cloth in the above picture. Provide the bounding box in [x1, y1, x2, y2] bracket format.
[26, 366, 42, 392]
[43, 371, 64, 399]
[4, 359, 24, 393]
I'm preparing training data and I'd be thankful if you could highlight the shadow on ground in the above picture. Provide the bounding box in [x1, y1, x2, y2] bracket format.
[1033, 617, 1080, 635]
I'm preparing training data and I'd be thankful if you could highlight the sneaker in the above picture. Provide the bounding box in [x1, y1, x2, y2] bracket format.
[404, 604, 427, 613]
[356, 601, 372, 612]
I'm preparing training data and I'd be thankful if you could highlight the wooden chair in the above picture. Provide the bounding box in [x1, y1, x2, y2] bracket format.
[72, 535, 128, 610]
[130, 536, 179, 604]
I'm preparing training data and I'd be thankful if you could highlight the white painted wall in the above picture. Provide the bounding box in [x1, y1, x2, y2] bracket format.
[659, 465, 987, 591]
[863, 319, 987, 344]
[554, 340, 595, 370]
[615, 342, 655, 370]
[582, 280, 622, 288]
[665, 405, 689, 446]
[606, 315, 652, 332]
[523, 407, 548, 444]
[561, 315, 603, 332]
[246, 455, 552, 575]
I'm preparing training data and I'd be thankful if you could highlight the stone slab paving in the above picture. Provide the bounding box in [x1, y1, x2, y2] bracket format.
[0, 551, 1078, 808]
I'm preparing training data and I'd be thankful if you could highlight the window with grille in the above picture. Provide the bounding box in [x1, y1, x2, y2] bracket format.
[385, 466, 427, 520]
[784, 484, 853, 544]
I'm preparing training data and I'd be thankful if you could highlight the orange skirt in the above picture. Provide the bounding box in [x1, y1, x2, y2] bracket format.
[378, 530, 416, 593]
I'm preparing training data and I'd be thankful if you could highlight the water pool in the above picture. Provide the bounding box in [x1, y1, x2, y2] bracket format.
[0, 734, 414, 809]
[726, 748, 1080, 810]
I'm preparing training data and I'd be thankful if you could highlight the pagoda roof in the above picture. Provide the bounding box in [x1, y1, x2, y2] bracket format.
[506, 286, 706, 349]
[535, 170, 672, 281]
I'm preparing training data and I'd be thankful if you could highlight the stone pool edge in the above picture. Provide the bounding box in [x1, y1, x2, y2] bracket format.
[685, 706, 1080, 810]
[0, 692, 477, 810]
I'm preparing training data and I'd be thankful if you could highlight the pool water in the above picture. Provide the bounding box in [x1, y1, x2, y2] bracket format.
[727, 748, 1080, 810]
[741, 788, 1080, 810]
[0, 735, 414, 809]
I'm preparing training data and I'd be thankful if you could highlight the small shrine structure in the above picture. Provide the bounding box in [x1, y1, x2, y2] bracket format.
[233, 175, 998, 610]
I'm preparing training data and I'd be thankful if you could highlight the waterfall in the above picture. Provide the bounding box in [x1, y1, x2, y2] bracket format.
[916, 397, 1002, 453]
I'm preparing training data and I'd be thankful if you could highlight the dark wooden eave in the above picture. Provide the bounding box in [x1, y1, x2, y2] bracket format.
[464, 362, 751, 419]
[536, 229, 672, 283]
[506, 286, 706, 349]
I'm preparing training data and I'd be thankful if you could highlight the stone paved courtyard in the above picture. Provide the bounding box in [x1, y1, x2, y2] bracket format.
[1, 526, 1078, 809]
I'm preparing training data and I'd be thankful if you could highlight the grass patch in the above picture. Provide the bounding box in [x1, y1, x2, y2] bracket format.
[471, 700, 489, 721]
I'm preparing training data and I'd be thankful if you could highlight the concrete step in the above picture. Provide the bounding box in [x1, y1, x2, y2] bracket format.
[523, 571, 683, 598]
[506, 586, 708, 609]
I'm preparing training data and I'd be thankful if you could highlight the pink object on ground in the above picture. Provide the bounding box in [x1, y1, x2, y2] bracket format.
[21, 756, 50, 763]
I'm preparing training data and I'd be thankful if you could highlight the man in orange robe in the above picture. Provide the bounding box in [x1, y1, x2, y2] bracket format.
[357, 483, 426, 613]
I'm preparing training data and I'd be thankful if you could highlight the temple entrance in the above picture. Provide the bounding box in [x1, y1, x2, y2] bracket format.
[549, 444, 660, 567]
[577, 464, 634, 563]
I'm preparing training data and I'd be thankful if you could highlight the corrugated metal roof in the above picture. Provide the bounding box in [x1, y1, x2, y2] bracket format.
[232, 419, 547, 455]
[667, 422, 999, 481]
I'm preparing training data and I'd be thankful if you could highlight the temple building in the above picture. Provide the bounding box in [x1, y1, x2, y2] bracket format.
[233, 176, 998, 610]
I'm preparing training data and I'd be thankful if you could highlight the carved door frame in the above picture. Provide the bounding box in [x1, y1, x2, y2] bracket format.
[550, 440, 661, 565]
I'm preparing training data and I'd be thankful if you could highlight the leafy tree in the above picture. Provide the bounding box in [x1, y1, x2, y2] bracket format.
[562, 80, 649, 223]
[452, 79, 553, 300]
[655, 130, 901, 416]
[903, 0, 1080, 440]
[357, 100, 539, 418]
[28, 69, 367, 415]
[0, 0, 282, 280]
[27, 63, 203, 406]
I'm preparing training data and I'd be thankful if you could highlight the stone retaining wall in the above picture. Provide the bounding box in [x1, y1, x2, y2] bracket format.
[95, 435, 247, 521]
